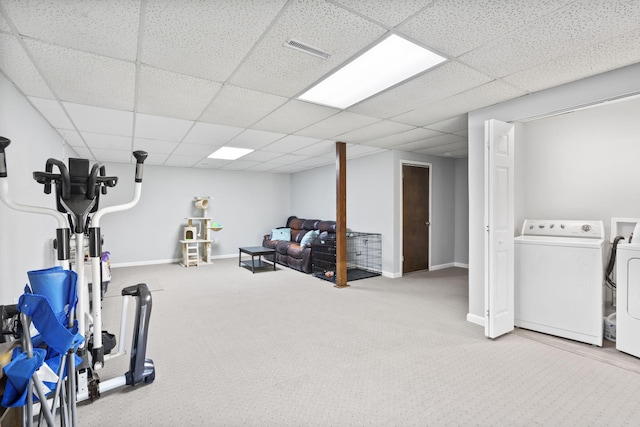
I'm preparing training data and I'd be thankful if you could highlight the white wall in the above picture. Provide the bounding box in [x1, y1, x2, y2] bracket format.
[454, 157, 469, 266]
[467, 63, 640, 323]
[291, 149, 464, 277]
[0, 74, 77, 303]
[521, 96, 640, 231]
[98, 163, 291, 265]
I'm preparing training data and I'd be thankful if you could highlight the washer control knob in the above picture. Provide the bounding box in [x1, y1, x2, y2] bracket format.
[582, 224, 592, 232]
[549, 224, 555, 229]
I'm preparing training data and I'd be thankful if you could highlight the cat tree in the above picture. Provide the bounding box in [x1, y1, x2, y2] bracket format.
[180, 196, 222, 267]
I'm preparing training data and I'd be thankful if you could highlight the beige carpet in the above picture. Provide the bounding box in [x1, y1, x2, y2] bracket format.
[75, 260, 640, 426]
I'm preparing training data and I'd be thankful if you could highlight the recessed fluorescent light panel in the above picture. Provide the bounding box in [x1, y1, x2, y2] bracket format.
[207, 147, 253, 160]
[298, 34, 446, 109]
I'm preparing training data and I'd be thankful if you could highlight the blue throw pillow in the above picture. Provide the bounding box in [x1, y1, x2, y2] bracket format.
[300, 230, 319, 247]
[271, 228, 291, 241]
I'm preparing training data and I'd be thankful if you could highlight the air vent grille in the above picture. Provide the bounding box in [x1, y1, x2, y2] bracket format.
[284, 39, 331, 59]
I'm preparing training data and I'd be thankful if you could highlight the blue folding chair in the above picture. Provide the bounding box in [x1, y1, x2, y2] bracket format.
[2, 267, 84, 427]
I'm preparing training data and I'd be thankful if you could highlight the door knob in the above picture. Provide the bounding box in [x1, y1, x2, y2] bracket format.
[425, 221, 430, 226]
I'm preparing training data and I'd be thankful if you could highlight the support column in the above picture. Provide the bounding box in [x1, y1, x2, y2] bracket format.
[335, 142, 349, 288]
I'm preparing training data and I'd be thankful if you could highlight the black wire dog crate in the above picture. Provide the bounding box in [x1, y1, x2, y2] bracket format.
[312, 232, 382, 283]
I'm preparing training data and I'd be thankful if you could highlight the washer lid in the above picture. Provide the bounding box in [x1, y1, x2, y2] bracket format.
[520, 219, 605, 239]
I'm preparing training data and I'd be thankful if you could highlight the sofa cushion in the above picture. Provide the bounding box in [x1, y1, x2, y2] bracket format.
[300, 229, 319, 247]
[275, 240, 291, 255]
[289, 218, 305, 230]
[318, 220, 336, 233]
[286, 243, 307, 258]
[302, 219, 320, 230]
[271, 227, 291, 241]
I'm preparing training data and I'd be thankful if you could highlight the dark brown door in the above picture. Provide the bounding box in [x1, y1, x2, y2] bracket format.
[402, 164, 430, 273]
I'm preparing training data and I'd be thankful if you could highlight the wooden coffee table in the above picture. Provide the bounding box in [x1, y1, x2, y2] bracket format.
[238, 246, 276, 273]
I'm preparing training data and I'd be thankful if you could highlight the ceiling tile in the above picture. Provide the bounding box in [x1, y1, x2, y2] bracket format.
[89, 148, 133, 163]
[56, 129, 84, 147]
[227, 129, 287, 150]
[364, 128, 443, 149]
[163, 155, 200, 168]
[415, 141, 468, 156]
[29, 97, 73, 129]
[0, 14, 10, 32]
[81, 132, 132, 151]
[350, 61, 491, 118]
[230, 0, 387, 96]
[291, 140, 337, 158]
[295, 111, 381, 139]
[251, 100, 339, 134]
[171, 143, 217, 158]
[293, 156, 334, 168]
[399, 0, 572, 57]
[0, 34, 54, 98]
[269, 154, 312, 165]
[193, 158, 230, 169]
[261, 135, 322, 153]
[183, 122, 243, 146]
[446, 148, 468, 158]
[424, 115, 468, 133]
[395, 134, 466, 151]
[502, 28, 640, 93]
[63, 102, 133, 136]
[137, 66, 222, 121]
[459, 0, 640, 78]
[199, 85, 289, 128]
[272, 164, 307, 174]
[332, 0, 434, 27]
[346, 144, 386, 159]
[392, 80, 527, 126]
[244, 162, 282, 173]
[24, 39, 135, 110]
[133, 138, 179, 155]
[1, 0, 140, 60]
[142, 0, 287, 81]
[134, 113, 194, 141]
[337, 120, 415, 143]
[221, 160, 260, 171]
[141, 153, 169, 166]
[241, 150, 284, 163]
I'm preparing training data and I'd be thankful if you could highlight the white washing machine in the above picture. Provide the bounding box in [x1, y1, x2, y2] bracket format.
[515, 219, 605, 346]
[615, 243, 640, 358]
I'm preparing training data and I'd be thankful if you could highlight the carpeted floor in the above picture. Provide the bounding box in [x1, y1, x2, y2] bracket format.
[75, 260, 640, 426]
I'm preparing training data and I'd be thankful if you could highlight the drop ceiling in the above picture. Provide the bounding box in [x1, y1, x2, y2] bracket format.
[1, 0, 639, 173]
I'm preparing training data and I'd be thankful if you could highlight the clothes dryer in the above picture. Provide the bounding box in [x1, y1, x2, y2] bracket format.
[615, 243, 640, 358]
[515, 220, 605, 346]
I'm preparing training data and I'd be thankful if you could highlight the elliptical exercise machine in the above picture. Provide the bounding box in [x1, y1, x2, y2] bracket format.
[0, 136, 155, 423]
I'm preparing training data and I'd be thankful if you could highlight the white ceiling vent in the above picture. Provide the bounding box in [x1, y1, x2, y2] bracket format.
[284, 39, 331, 59]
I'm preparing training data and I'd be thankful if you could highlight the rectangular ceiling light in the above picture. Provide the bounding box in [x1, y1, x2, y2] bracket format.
[298, 34, 446, 109]
[207, 147, 254, 160]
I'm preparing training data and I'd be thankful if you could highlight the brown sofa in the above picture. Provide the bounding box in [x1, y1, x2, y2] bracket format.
[262, 216, 336, 273]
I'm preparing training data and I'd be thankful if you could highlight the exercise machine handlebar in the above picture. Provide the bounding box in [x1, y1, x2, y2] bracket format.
[0, 137, 68, 228]
[90, 150, 148, 227]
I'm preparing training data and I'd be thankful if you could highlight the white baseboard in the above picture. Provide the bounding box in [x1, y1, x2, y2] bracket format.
[430, 262, 454, 271]
[112, 253, 239, 268]
[382, 271, 402, 278]
[454, 262, 469, 269]
[467, 313, 485, 327]
[112, 259, 179, 268]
